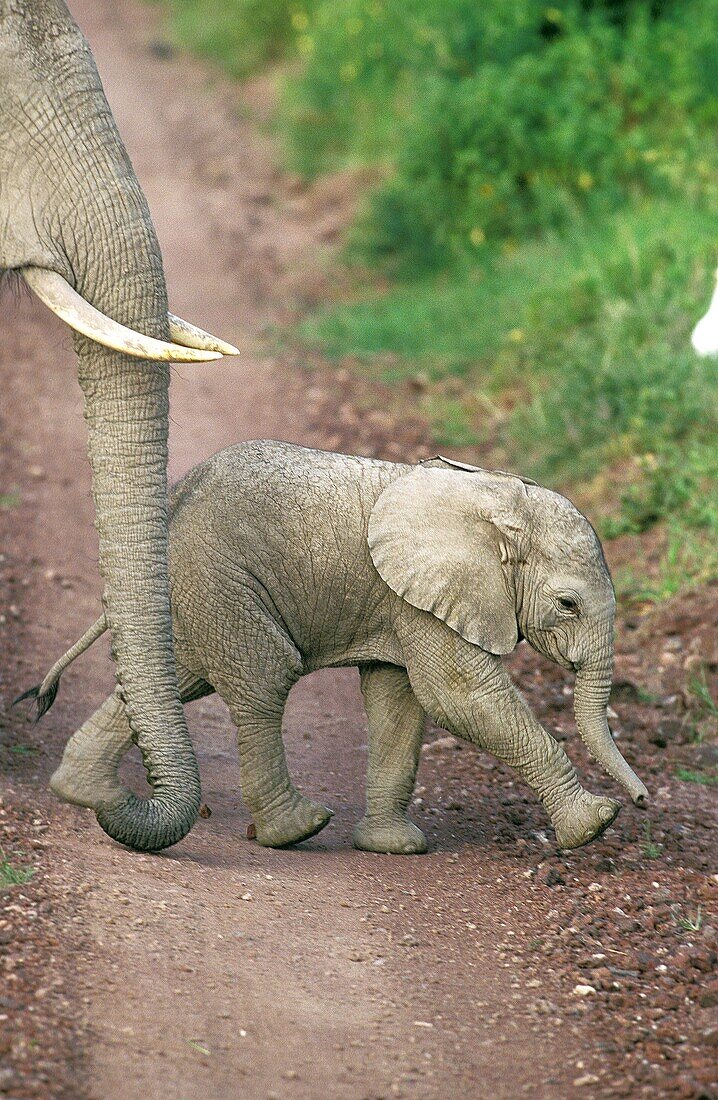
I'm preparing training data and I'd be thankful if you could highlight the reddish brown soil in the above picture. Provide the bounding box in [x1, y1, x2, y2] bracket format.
[1, 2, 716, 1097]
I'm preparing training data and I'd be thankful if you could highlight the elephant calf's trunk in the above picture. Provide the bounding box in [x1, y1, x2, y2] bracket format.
[574, 665, 649, 806]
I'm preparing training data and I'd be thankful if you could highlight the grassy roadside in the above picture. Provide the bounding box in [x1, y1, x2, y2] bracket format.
[155, 0, 718, 601]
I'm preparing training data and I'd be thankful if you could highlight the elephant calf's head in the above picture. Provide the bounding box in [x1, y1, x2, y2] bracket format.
[368, 459, 648, 807]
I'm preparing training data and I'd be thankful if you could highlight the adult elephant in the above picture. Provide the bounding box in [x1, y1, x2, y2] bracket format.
[692, 268, 718, 356]
[1, 0, 237, 850]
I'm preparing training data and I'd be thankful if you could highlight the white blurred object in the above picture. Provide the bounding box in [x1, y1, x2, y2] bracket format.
[691, 267, 718, 356]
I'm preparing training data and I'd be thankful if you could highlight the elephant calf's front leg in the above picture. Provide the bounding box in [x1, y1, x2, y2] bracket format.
[353, 663, 427, 854]
[403, 625, 621, 850]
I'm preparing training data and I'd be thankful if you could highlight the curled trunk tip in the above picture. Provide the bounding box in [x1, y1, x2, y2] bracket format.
[97, 789, 200, 852]
[573, 665, 649, 807]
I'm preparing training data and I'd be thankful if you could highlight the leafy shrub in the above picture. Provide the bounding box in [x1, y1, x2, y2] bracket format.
[282, 0, 718, 268]
[160, 0, 316, 78]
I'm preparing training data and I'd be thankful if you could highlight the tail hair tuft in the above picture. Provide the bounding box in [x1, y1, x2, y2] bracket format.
[13, 682, 59, 722]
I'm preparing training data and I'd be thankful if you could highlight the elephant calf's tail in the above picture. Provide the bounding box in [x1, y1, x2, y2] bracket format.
[14, 614, 108, 720]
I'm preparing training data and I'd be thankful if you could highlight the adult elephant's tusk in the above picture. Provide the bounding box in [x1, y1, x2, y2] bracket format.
[168, 313, 240, 356]
[22, 267, 223, 362]
[691, 268, 718, 357]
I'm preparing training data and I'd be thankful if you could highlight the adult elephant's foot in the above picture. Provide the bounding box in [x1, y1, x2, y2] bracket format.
[352, 815, 428, 855]
[252, 793, 334, 848]
[551, 791, 621, 850]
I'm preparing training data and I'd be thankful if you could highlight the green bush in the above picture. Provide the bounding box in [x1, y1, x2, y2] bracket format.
[159, 0, 316, 78]
[282, 0, 718, 268]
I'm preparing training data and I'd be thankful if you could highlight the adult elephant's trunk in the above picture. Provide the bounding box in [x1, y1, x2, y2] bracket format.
[76, 342, 200, 851]
[72, 205, 201, 851]
[573, 660, 649, 806]
[55, 12, 201, 851]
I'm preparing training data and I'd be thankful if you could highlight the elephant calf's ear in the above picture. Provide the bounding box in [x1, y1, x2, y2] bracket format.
[368, 468, 519, 655]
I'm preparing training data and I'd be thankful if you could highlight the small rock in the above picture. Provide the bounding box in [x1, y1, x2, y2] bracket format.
[573, 985, 597, 997]
[694, 744, 718, 767]
[0, 1068, 18, 1092]
[655, 717, 689, 745]
[701, 1027, 718, 1048]
[537, 866, 565, 888]
[421, 736, 457, 755]
[148, 40, 175, 60]
[688, 948, 717, 974]
[573, 1075, 599, 1087]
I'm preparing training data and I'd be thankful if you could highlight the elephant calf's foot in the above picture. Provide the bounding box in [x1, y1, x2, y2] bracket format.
[252, 792, 334, 848]
[551, 791, 621, 850]
[353, 815, 428, 855]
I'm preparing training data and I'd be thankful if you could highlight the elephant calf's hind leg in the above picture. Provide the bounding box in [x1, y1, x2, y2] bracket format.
[213, 621, 333, 848]
[353, 663, 427, 855]
[231, 695, 334, 848]
[50, 689, 134, 811]
[50, 668, 213, 812]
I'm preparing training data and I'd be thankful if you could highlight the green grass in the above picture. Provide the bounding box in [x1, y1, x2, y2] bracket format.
[278, 0, 718, 269]
[676, 907, 703, 933]
[0, 847, 34, 887]
[641, 821, 662, 860]
[687, 668, 718, 720]
[0, 491, 21, 510]
[676, 767, 718, 787]
[685, 667, 718, 742]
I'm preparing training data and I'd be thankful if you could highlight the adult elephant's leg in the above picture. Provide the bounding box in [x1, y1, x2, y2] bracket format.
[401, 619, 620, 850]
[50, 666, 213, 815]
[353, 663, 427, 855]
[209, 613, 333, 848]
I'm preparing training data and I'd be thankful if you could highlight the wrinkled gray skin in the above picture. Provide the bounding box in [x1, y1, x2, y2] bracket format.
[1, 0, 199, 848]
[45, 441, 648, 854]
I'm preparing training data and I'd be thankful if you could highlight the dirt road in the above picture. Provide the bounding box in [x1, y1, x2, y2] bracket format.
[1, 3, 716, 1098]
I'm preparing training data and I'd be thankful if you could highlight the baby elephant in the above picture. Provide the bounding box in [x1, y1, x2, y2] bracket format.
[33, 440, 647, 853]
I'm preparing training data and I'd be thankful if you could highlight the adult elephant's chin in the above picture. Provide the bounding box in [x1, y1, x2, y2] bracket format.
[573, 661, 649, 807]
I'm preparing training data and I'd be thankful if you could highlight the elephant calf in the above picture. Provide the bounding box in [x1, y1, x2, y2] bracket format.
[31, 441, 648, 853]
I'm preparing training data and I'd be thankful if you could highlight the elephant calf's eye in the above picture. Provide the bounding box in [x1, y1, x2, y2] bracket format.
[557, 596, 579, 614]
